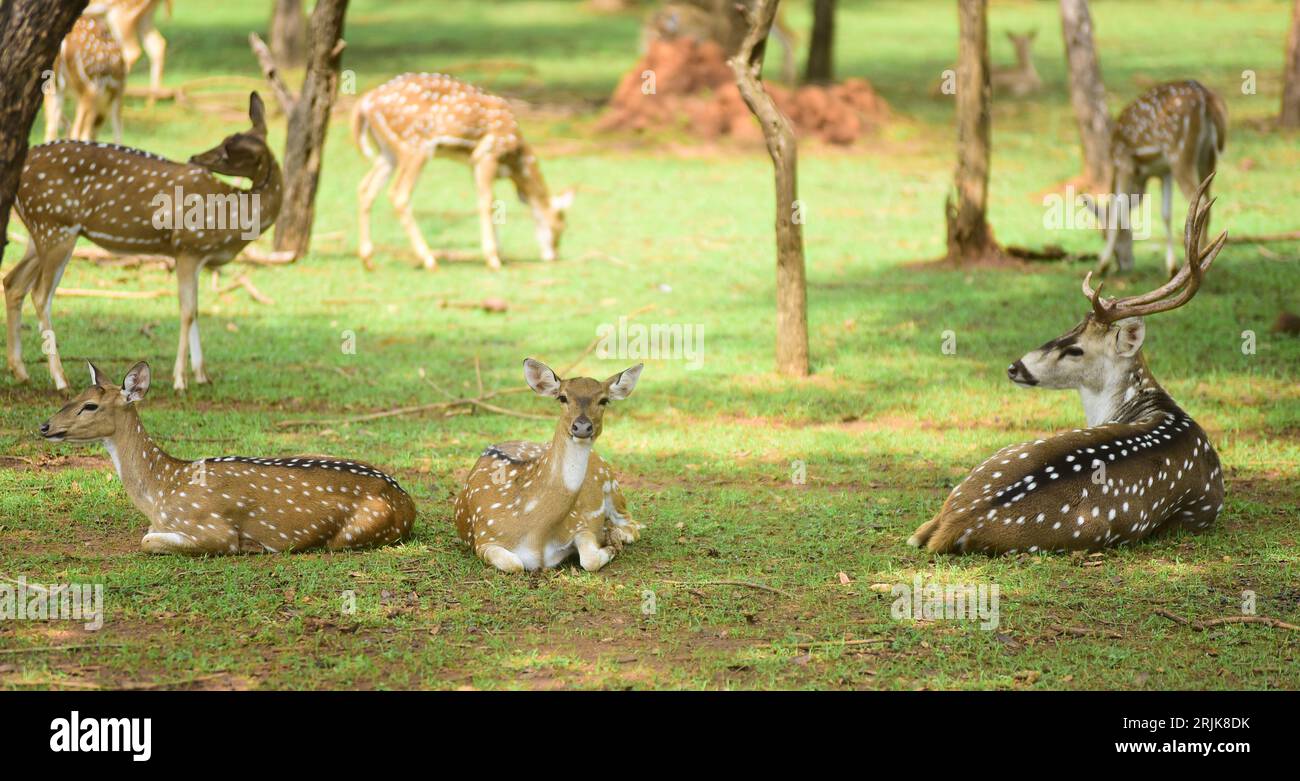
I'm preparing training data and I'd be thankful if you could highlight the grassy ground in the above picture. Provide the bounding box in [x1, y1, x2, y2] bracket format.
[1, 0, 1297, 690]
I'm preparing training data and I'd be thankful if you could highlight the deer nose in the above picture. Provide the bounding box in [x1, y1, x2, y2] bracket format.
[570, 417, 594, 439]
[39, 421, 50, 435]
[1008, 360, 1037, 386]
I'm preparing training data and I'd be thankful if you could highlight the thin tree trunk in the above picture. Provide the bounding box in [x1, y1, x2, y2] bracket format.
[804, 0, 835, 84]
[275, 0, 348, 257]
[945, 0, 1000, 264]
[269, 0, 307, 70]
[1282, 0, 1300, 128]
[1060, 0, 1112, 186]
[730, 0, 809, 377]
[0, 0, 88, 270]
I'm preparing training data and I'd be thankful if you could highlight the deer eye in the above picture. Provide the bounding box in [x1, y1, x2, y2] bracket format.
[79, 403, 98, 413]
[598, 398, 609, 406]
[1061, 347, 1084, 358]
[557, 395, 568, 404]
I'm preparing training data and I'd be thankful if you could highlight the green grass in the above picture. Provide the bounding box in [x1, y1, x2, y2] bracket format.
[1, 0, 1297, 690]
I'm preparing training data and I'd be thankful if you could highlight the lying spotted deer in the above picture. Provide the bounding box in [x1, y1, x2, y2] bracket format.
[351, 73, 575, 271]
[1095, 80, 1227, 275]
[910, 175, 1226, 555]
[991, 30, 1042, 97]
[40, 361, 416, 554]
[453, 359, 643, 572]
[5, 92, 280, 391]
[44, 10, 127, 143]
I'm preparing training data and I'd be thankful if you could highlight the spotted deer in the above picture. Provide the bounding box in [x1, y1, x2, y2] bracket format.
[5, 92, 280, 392]
[44, 10, 127, 143]
[40, 361, 416, 554]
[103, 0, 170, 103]
[1095, 80, 1227, 275]
[351, 73, 575, 271]
[910, 176, 1226, 555]
[991, 30, 1042, 97]
[453, 359, 643, 572]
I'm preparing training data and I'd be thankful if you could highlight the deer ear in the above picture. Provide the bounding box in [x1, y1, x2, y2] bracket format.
[87, 361, 106, 388]
[605, 363, 643, 401]
[249, 92, 268, 137]
[523, 358, 562, 397]
[1114, 318, 1146, 357]
[121, 361, 152, 404]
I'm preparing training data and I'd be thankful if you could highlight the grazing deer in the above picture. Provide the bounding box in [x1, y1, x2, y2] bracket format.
[5, 92, 280, 392]
[44, 11, 127, 143]
[1095, 80, 1227, 275]
[991, 30, 1042, 97]
[351, 73, 575, 271]
[910, 176, 1226, 555]
[453, 359, 643, 572]
[40, 361, 416, 555]
[103, 0, 170, 102]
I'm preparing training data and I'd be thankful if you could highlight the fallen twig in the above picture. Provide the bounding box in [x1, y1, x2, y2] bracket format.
[663, 579, 794, 599]
[238, 246, 298, 265]
[784, 637, 887, 650]
[1154, 608, 1299, 632]
[216, 274, 274, 305]
[57, 287, 169, 300]
[1051, 624, 1124, 639]
[1226, 230, 1300, 244]
[0, 643, 127, 656]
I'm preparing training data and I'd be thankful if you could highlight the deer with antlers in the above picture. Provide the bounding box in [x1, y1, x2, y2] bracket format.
[453, 359, 644, 572]
[103, 0, 171, 102]
[44, 10, 127, 143]
[910, 176, 1226, 555]
[351, 73, 575, 271]
[5, 92, 280, 392]
[40, 361, 416, 554]
[1095, 80, 1227, 276]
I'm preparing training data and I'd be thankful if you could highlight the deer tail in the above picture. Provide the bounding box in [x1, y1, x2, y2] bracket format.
[1206, 87, 1228, 152]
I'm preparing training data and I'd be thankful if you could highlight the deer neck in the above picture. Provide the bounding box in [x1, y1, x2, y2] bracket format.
[1079, 352, 1171, 426]
[102, 407, 186, 515]
[510, 151, 552, 216]
[542, 423, 594, 496]
[247, 155, 283, 234]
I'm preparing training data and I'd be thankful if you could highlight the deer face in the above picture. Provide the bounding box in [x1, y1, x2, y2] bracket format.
[524, 358, 642, 442]
[189, 92, 271, 179]
[535, 189, 574, 262]
[41, 362, 151, 443]
[1007, 315, 1146, 392]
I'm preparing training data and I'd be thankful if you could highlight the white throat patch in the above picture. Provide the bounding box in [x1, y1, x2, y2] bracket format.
[559, 437, 592, 493]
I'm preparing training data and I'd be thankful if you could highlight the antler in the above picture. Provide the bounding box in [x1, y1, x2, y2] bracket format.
[1081, 173, 1227, 324]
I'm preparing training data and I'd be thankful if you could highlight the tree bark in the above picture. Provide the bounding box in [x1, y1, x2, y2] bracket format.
[1281, 0, 1300, 128]
[274, 0, 348, 258]
[945, 0, 1000, 264]
[730, 0, 809, 377]
[804, 0, 836, 84]
[1060, 0, 1112, 186]
[0, 0, 88, 271]
[269, 0, 308, 70]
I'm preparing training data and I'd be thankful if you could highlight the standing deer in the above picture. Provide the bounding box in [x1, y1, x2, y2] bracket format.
[453, 359, 644, 572]
[103, 0, 171, 102]
[44, 10, 127, 143]
[1095, 80, 1227, 276]
[40, 361, 417, 554]
[991, 30, 1042, 97]
[5, 93, 280, 392]
[910, 176, 1226, 555]
[351, 73, 575, 271]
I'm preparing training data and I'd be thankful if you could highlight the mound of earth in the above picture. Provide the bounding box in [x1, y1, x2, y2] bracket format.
[597, 38, 888, 145]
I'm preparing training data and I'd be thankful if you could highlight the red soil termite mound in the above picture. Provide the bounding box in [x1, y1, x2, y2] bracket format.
[597, 38, 888, 145]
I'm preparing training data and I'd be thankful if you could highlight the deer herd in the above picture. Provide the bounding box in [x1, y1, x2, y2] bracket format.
[1, 6, 1253, 573]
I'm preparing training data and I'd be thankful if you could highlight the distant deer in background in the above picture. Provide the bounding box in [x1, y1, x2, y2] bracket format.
[44, 10, 126, 143]
[103, 0, 171, 102]
[41, 361, 416, 555]
[992, 30, 1042, 97]
[453, 359, 644, 572]
[351, 73, 575, 271]
[1094, 80, 1227, 275]
[910, 176, 1226, 555]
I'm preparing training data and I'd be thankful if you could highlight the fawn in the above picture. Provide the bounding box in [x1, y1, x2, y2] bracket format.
[44, 10, 126, 143]
[911, 176, 1226, 555]
[453, 359, 644, 572]
[40, 361, 417, 555]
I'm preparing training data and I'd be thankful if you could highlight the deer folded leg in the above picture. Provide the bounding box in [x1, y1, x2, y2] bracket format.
[479, 544, 526, 573]
[602, 482, 641, 544]
[326, 494, 410, 550]
[141, 530, 212, 555]
[575, 530, 615, 572]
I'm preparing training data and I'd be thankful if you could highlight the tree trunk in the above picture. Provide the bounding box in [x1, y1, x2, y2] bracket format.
[0, 0, 88, 271]
[945, 0, 1000, 264]
[1060, 0, 1112, 186]
[1282, 0, 1300, 128]
[269, 0, 307, 70]
[275, 0, 349, 257]
[804, 0, 835, 84]
[730, 0, 809, 377]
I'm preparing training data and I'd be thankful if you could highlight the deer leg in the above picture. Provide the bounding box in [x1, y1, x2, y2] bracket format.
[141, 20, 166, 104]
[173, 256, 200, 390]
[356, 154, 394, 270]
[43, 83, 62, 142]
[473, 155, 502, 270]
[72, 93, 94, 141]
[4, 242, 41, 382]
[388, 158, 437, 270]
[141, 531, 211, 555]
[479, 544, 525, 573]
[575, 531, 616, 572]
[109, 90, 123, 144]
[29, 240, 75, 391]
